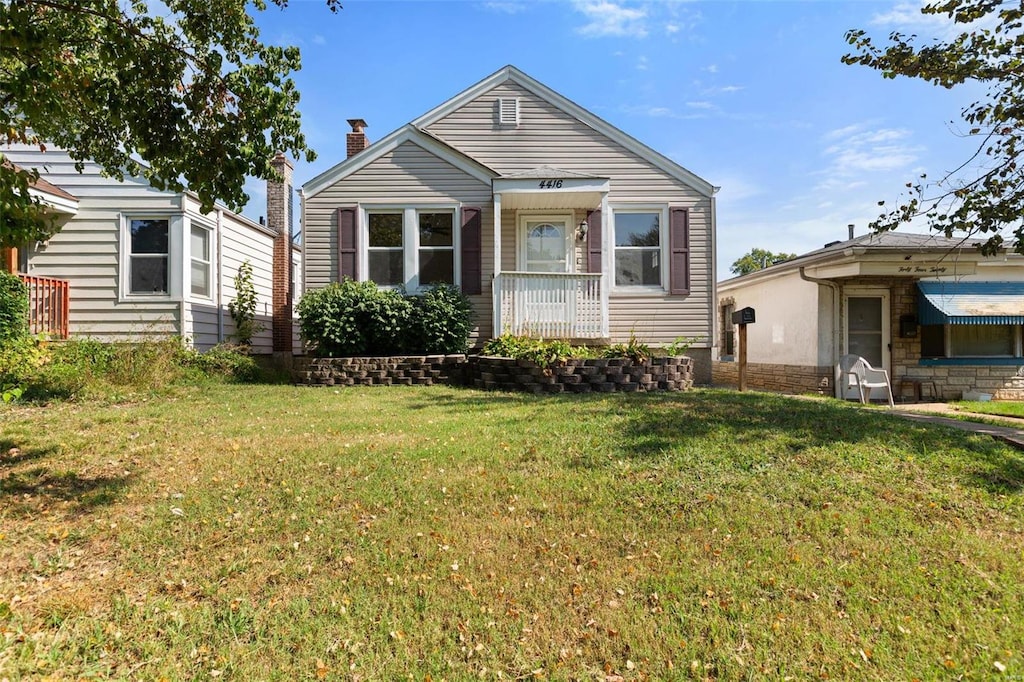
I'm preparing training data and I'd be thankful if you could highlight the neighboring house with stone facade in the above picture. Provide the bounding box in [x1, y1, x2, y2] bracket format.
[2, 145, 301, 354]
[715, 231, 1024, 400]
[300, 65, 718, 383]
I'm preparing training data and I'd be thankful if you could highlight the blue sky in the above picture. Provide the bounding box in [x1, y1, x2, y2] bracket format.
[246, 0, 981, 280]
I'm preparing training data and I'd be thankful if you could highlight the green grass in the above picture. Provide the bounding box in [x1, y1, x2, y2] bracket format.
[955, 400, 1024, 420]
[2, 385, 1023, 680]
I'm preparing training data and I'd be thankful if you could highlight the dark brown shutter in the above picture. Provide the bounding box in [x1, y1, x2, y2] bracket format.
[669, 207, 690, 295]
[461, 207, 482, 295]
[337, 206, 357, 281]
[586, 209, 602, 273]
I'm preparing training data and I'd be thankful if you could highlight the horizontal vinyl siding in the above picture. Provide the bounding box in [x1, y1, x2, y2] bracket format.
[217, 211, 276, 354]
[303, 140, 494, 343]
[8, 147, 183, 340]
[430, 82, 714, 344]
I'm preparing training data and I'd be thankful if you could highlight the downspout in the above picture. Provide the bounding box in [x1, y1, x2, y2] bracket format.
[216, 208, 224, 343]
[709, 193, 718, 360]
[799, 266, 841, 397]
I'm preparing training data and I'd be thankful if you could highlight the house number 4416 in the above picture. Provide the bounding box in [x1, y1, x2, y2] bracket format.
[538, 179, 563, 189]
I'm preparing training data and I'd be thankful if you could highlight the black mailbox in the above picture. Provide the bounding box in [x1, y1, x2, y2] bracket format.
[732, 306, 756, 325]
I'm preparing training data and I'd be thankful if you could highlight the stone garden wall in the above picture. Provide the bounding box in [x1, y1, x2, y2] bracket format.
[294, 355, 694, 394]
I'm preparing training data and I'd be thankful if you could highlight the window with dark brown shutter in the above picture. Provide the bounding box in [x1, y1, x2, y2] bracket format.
[461, 207, 482, 295]
[669, 207, 690, 295]
[337, 206, 358, 281]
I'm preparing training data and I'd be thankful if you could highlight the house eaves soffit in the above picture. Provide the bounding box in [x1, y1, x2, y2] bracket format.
[302, 125, 496, 198]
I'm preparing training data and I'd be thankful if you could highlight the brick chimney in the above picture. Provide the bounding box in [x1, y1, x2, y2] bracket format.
[268, 152, 294, 356]
[346, 119, 369, 158]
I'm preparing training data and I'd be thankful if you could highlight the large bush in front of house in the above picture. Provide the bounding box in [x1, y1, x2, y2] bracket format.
[406, 284, 473, 354]
[298, 280, 473, 357]
[0, 270, 29, 341]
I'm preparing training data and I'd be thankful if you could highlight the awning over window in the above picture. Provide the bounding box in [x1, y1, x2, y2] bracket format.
[917, 281, 1024, 325]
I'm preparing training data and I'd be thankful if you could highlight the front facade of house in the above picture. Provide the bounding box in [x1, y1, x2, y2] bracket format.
[2, 146, 302, 353]
[715, 232, 1024, 400]
[301, 66, 717, 382]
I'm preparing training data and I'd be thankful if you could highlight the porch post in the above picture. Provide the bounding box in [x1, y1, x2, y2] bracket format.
[599, 192, 610, 337]
[492, 192, 502, 338]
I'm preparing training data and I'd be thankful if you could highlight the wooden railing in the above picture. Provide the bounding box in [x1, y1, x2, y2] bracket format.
[18, 274, 69, 338]
[494, 272, 607, 339]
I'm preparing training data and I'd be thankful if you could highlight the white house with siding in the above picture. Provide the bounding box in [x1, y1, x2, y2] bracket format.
[715, 230, 1024, 400]
[2, 145, 302, 354]
[301, 66, 718, 382]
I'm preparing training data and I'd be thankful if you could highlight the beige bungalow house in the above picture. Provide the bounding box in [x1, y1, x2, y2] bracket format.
[301, 65, 718, 382]
[715, 230, 1024, 400]
[2, 146, 302, 354]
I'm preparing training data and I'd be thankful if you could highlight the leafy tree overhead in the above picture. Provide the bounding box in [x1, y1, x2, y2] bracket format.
[843, 0, 1024, 255]
[0, 0, 339, 248]
[730, 248, 797, 276]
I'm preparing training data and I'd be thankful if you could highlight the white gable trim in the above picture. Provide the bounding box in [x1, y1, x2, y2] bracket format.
[412, 65, 718, 198]
[302, 125, 497, 198]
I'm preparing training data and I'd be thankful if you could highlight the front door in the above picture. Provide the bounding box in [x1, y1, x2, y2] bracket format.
[522, 219, 570, 273]
[516, 217, 573, 334]
[843, 290, 890, 399]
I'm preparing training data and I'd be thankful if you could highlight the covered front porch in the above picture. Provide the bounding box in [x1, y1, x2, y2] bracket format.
[490, 167, 610, 339]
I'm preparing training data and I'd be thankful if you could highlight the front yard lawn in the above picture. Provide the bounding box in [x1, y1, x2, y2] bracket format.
[2, 386, 1022, 679]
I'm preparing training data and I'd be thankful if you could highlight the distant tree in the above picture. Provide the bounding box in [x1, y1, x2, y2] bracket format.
[843, 0, 1024, 255]
[730, 248, 796, 276]
[0, 0, 340, 249]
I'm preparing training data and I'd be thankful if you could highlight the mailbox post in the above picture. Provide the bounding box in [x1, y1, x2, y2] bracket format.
[731, 307, 756, 391]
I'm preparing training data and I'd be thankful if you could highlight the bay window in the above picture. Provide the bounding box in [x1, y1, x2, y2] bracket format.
[129, 218, 170, 294]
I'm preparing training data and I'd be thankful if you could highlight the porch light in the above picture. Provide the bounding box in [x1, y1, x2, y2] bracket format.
[577, 219, 589, 241]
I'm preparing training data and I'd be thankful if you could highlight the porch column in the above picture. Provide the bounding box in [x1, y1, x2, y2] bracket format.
[492, 192, 502, 338]
[600, 192, 610, 337]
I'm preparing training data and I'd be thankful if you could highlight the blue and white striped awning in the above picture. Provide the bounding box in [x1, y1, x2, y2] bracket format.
[917, 281, 1024, 325]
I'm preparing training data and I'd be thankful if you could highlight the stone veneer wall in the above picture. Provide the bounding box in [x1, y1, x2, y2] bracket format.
[294, 355, 694, 394]
[469, 356, 693, 394]
[712, 361, 832, 395]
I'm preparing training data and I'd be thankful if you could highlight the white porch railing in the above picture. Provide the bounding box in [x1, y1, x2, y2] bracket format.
[493, 272, 608, 339]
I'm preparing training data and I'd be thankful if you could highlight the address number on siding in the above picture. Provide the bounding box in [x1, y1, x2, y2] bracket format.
[538, 179, 564, 189]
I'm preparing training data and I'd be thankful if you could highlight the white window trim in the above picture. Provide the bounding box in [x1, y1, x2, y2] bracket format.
[609, 204, 669, 294]
[358, 204, 461, 292]
[119, 213, 184, 302]
[188, 218, 215, 301]
[516, 213, 574, 273]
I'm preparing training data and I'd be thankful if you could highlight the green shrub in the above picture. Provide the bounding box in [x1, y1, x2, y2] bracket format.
[299, 279, 478, 357]
[603, 331, 651, 363]
[482, 334, 596, 368]
[177, 344, 260, 382]
[228, 260, 262, 346]
[0, 271, 28, 341]
[406, 284, 472, 354]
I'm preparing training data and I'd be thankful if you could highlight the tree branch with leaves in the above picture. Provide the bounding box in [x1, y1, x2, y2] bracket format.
[0, 0, 339, 248]
[843, 0, 1024, 255]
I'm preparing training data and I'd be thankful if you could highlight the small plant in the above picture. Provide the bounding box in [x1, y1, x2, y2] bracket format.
[482, 334, 596, 369]
[603, 331, 651, 362]
[0, 271, 29, 341]
[228, 260, 262, 346]
[664, 335, 702, 356]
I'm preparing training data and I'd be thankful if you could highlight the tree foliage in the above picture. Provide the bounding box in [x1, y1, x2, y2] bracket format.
[730, 248, 796, 276]
[0, 0, 339, 248]
[843, 0, 1024, 255]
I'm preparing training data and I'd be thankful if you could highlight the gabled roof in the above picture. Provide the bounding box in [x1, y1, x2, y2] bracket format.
[502, 165, 606, 180]
[4, 159, 80, 214]
[412, 65, 717, 198]
[720, 231, 994, 288]
[303, 124, 498, 198]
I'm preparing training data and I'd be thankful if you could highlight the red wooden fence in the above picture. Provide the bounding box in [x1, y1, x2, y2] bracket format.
[18, 275, 69, 338]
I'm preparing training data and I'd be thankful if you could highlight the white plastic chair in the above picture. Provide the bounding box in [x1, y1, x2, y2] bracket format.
[837, 354, 894, 407]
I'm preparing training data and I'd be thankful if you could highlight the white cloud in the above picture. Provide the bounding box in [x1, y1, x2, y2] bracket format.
[311, 34, 326, 46]
[687, 101, 715, 110]
[573, 1, 648, 38]
[868, 1, 997, 40]
[815, 123, 922, 191]
[703, 64, 718, 74]
[665, 22, 680, 35]
[483, 1, 529, 15]
[636, 55, 649, 71]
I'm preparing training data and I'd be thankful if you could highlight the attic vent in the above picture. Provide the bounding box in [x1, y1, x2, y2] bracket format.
[498, 97, 519, 126]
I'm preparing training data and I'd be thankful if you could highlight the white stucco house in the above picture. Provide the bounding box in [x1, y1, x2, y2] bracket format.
[300, 65, 719, 383]
[2, 146, 301, 354]
[715, 230, 1024, 400]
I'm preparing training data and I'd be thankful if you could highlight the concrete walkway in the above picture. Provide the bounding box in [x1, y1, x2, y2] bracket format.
[888, 402, 1024, 450]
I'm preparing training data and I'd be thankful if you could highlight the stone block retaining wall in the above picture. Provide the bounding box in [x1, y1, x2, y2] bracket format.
[294, 355, 694, 394]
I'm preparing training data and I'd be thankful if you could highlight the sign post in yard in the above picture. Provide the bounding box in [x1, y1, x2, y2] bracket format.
[731, 307, 756, 392]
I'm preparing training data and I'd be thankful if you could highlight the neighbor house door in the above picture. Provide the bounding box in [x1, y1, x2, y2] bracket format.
[842, 290, 890, 399]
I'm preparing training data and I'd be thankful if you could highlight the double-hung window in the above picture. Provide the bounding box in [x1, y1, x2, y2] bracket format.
[367, 212, 404, 286]
[190, 224, 212, 298]
[364, 207, 457, 289]
[129, 218, 170, 294]
[613, 210, 663, 288]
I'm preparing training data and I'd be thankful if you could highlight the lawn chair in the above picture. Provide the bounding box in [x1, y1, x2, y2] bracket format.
[836, 354, 894, 407]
